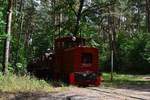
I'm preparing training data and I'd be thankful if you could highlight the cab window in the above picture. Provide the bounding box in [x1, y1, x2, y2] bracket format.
[81, 53, 92, 64]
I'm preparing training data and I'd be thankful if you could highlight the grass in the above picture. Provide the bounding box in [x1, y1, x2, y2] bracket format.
[0, 72, 149, 93]
[101, 73, 150, 87]
[0, 73, 68, 93]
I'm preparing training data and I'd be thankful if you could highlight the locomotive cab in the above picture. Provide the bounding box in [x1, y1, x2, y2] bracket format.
[54, 36, 101, 86]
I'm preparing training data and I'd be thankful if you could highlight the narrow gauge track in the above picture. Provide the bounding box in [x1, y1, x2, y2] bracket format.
[86, 87, 148, 100]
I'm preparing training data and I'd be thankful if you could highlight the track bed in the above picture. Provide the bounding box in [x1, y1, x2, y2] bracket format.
[1, 85, 150, 100]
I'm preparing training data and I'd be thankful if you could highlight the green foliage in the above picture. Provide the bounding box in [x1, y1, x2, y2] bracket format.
[143, 39, 150, 62]
[117, 32, 150, 73]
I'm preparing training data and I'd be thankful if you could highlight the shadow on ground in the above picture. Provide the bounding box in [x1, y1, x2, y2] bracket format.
[102, 79, 150, 92]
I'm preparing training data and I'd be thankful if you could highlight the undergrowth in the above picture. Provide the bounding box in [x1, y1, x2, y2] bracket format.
[102, 73, 150, 87]
[0, 72, 67, 93]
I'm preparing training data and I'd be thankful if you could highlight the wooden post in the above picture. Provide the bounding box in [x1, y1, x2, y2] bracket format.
[111, 50, 114, 81]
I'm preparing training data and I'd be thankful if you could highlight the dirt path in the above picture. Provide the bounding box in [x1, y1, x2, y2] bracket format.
[1, 85, 150, 100]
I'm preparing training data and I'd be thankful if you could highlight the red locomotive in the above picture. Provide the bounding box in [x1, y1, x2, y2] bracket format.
[27, 36, 101, 86]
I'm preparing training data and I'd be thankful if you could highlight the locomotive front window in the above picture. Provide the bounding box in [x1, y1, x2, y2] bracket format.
[81, 53, 92, 64]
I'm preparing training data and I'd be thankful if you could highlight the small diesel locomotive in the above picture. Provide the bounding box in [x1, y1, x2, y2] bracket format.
[27, 36, 101, 86]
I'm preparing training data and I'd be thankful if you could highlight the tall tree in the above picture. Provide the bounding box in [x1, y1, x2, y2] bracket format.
[14, 0, 24, 72]
[146, 0, 150, 32]
[73, 0, 85, 36]
[3, 0, 13, 75]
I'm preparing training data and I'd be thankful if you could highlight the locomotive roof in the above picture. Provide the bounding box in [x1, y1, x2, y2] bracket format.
[55, 36, 85, 42]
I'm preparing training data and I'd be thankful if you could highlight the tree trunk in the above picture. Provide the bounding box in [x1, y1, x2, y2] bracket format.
[73, 0, 85, 36]
[15, 0, 24, 72]
[52, 0, 56, 47]
[146, 0, 150, 32]
[107, 3, 118, 80]
[3, 0, 13, 75]
[137, 0, 141, 32]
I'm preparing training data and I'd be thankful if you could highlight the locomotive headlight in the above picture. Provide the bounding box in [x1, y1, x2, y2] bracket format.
[90, 73, 95, 78]
[92, 73, 95, 76]
[83, 73, 87, 77]
[72, 36, 76, 41]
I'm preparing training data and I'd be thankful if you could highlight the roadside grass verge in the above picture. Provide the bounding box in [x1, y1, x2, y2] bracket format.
[0, 73, 68, 93]
[102, 73, 150, 87]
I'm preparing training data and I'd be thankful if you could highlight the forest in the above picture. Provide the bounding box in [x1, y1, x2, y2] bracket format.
[0, 0, 150, 75]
